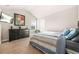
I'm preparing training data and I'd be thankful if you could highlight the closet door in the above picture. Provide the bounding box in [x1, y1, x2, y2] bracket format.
[0, 24, 1, 44]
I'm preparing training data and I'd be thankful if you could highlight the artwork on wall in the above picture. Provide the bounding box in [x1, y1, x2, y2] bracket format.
[0, 12, 13, 23]
[14, 13, 25, 26]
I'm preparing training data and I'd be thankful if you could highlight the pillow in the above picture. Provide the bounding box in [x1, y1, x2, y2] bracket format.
[65, 28, 79, 40]
[60, 28, 70, 36]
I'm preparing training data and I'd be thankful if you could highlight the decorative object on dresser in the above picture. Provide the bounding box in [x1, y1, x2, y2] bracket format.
[9, 28, 29, 41]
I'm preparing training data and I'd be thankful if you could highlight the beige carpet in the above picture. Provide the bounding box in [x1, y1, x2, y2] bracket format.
[0, 38, 43, 54]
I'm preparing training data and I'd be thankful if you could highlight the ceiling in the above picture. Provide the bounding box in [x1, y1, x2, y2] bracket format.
[0, 5, 76, 18]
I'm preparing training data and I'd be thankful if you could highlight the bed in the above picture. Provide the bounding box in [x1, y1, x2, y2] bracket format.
[30, 31, 60, 54]
[30, 31, 79, 54]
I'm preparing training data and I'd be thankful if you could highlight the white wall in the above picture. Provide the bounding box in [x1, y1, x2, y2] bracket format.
[42, 6, 78, 32]
[77, 6, 79, 27]
[0, 7, 36, 41]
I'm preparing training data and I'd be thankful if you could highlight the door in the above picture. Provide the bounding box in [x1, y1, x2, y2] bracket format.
[0, 24, 1, 44]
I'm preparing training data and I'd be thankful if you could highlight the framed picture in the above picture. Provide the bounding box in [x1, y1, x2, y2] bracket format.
[14, 13, 25, 26]
[0, 12, 13, 23]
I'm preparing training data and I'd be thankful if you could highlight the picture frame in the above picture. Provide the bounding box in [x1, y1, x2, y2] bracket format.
[14, 13, 25, 26]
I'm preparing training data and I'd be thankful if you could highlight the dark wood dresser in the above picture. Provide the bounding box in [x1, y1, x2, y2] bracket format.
[9, 29, 29, 41]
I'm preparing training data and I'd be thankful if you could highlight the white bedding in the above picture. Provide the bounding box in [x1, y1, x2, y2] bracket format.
[37, 31, 60, 37]
[31, 31, 60, 46]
